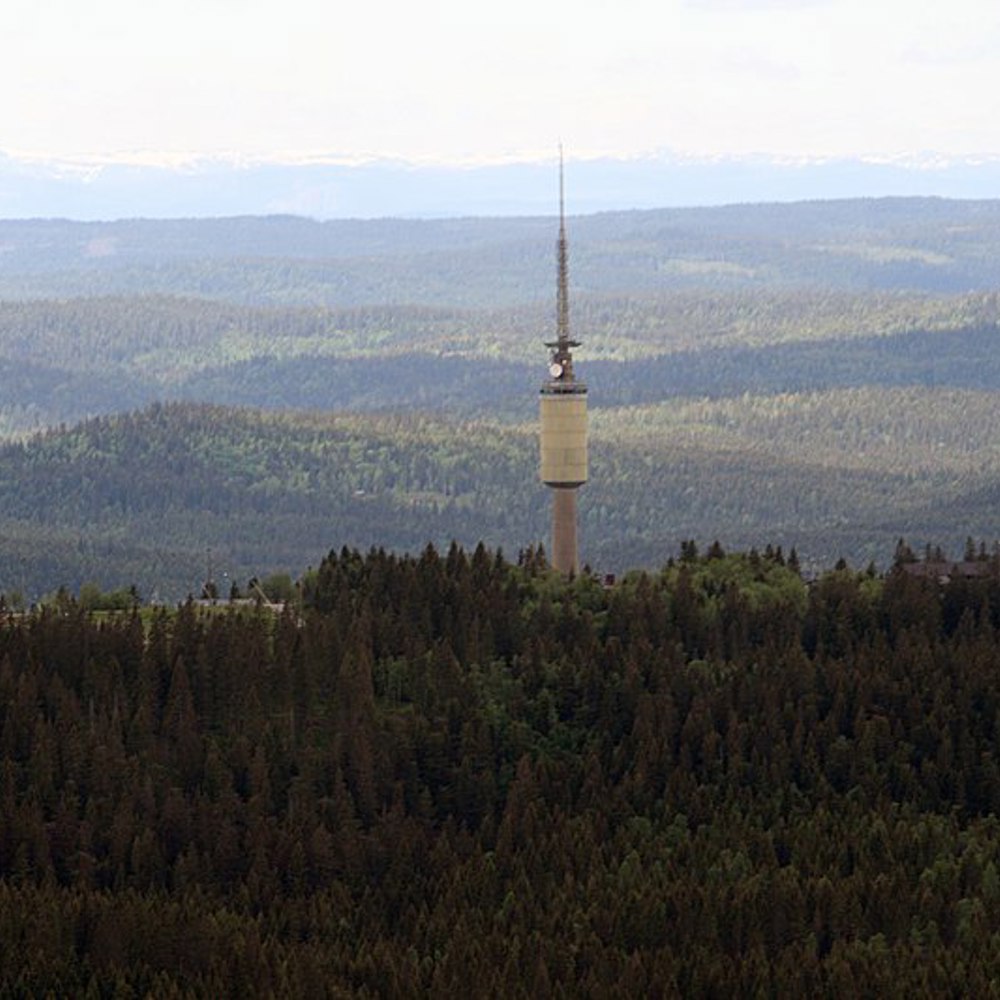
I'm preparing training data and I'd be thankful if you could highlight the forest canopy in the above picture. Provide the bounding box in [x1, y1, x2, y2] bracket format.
[3, 543, 1000, 994]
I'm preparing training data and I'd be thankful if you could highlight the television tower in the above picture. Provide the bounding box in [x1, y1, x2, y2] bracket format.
[539, 150, 588, 575]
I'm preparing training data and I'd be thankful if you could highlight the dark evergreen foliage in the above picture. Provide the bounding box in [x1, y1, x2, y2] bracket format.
[2, 544, 1000, 994]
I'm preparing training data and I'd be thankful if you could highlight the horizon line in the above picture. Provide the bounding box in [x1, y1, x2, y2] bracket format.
[5, 147, 1000, 173]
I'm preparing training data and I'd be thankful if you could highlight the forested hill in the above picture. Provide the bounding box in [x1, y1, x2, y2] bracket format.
[3, 291, 1000, 436]
[4, 198, 1000, 304]
[5, 544, 1000, 993]
[6, 200, 1000, 597]
[0, 404, 539, 600]
[5, 399, 1000, 601]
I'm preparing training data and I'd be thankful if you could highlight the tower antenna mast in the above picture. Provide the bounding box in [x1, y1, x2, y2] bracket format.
[546, 144, 581, 380]
[539, 147, 588, 575]
[557, 144, 570, 349]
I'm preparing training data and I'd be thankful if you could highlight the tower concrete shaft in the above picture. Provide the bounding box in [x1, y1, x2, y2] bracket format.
[551, 486, 579, 576]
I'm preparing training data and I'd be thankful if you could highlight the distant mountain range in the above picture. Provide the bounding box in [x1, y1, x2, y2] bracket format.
[3, 152, 1000, 220]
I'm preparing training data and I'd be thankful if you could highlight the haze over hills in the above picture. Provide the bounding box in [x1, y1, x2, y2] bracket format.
[5, 153, 1000, 220]
[3, 197, 1000, 597]
[5, 197, 1000, 310]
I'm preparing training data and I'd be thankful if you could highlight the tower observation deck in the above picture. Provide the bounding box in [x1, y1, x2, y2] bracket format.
[539, 151, 588, 575]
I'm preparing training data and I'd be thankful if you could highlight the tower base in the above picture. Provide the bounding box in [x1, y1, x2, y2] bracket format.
[551, 487, 579, 576]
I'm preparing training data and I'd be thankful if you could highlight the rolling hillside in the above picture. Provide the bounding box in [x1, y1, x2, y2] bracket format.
[3, 394, 1000, 601]
[3, 199, 1000, 597]
[4, 198, 1000, 305]
[1, 290, 1000, 436]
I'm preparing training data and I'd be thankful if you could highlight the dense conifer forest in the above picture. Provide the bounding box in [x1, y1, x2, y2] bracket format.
[3, 542, 1000, 994]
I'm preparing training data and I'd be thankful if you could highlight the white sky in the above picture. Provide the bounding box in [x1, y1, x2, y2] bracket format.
[5, 0, 1000, 165]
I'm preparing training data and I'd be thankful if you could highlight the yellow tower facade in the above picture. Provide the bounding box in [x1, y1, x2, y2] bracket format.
[539, 153, 588, 575]
[539, 392, 587, 487]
